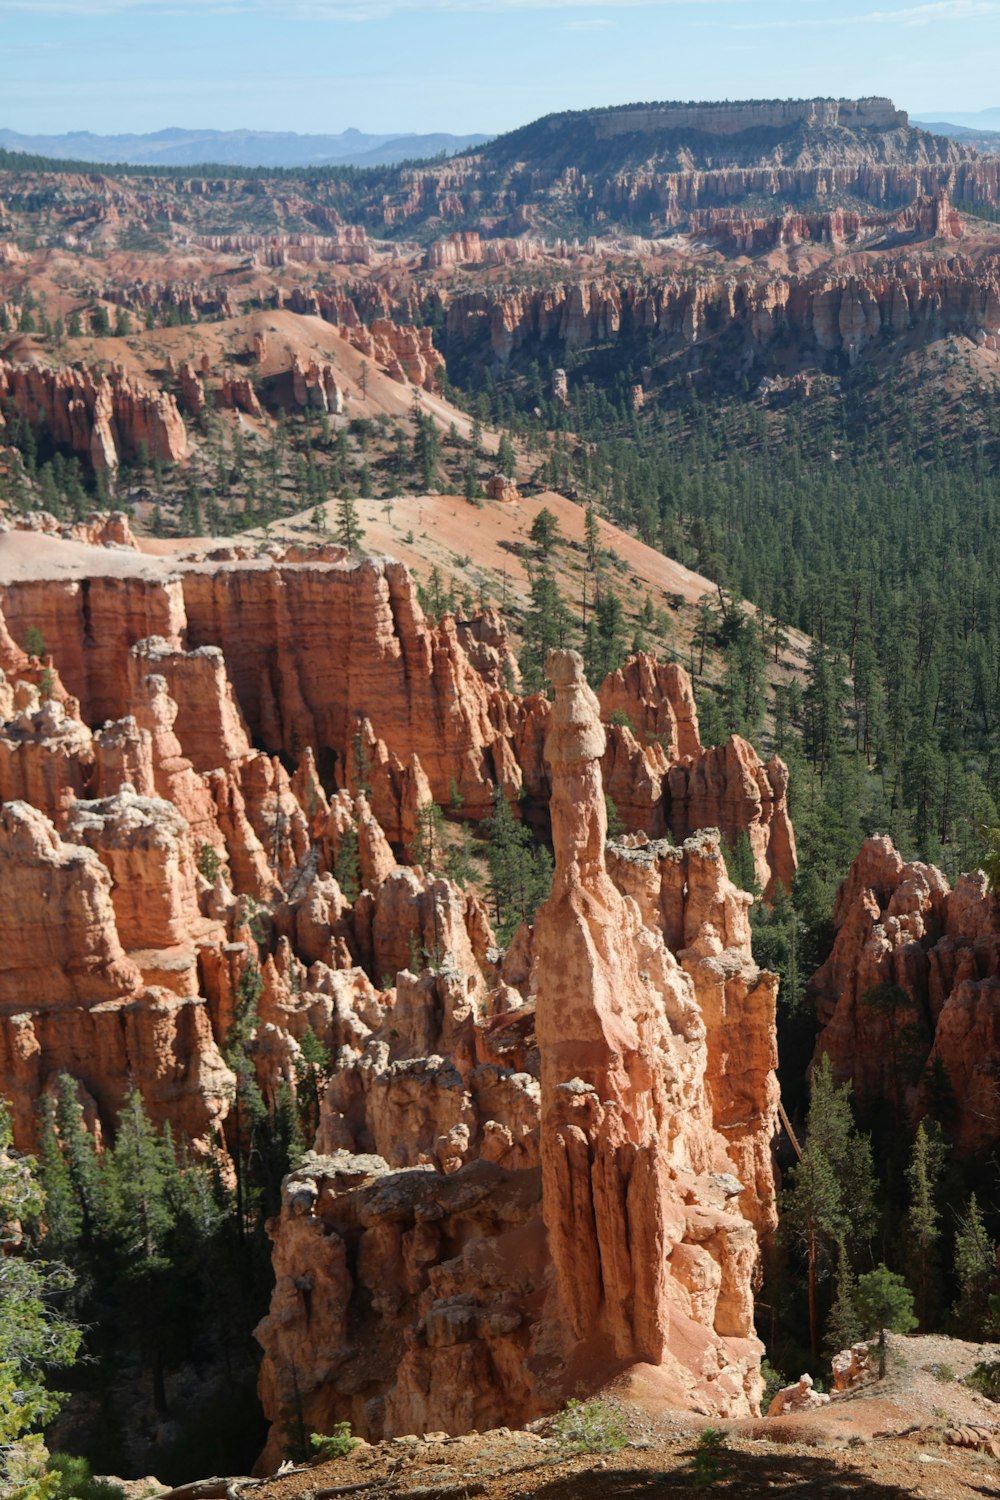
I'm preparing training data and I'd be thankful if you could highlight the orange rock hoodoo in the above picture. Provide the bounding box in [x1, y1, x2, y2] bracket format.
[443, 253, 1000, 368]
[810, 835, 1000, 1156]
[254, 648, 779, 1455]
[0, 556, 794, 894]
[0, 537, 788, 1460]
[0, 358, 188, 477]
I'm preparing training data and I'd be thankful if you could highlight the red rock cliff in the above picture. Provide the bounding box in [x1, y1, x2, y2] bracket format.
[810, 834, 1000, 1154]
[254, 648, 779, 1460]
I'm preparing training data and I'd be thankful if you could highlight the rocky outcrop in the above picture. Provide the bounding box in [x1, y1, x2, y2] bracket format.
[0, 554, 794, 891]
[666, 736, 797, 899]
[288, 356, 342, 414]
[810, 835, 1000, 1155]
[0, 358, 188, 476]
[486, 474, 518, 502]
[255, 649, 779, 1459]
[767, 1372, 830, 1416]
[0, 797, 232, 1149]
[346, 320, 444, 392]
[442, 252, 1000, 371]
[189, 227, 373, 267]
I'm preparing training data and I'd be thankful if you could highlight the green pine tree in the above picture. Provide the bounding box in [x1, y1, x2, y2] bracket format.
[904, 1121, 946, 1330]
[485, 788, 553, 944]
[335, 491, 364, 551]
[951, 1193, 996, 1338]
[855, 1264, 917, 1378]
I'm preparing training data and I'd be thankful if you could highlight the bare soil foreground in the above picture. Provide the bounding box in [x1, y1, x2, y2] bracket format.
[232, 1337, 1000, 1500]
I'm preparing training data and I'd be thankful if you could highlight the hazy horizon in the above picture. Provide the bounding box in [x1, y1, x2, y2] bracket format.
[6, 0, 1000, 141]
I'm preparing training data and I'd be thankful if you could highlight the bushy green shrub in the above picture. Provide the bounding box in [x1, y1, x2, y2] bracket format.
[552, 1398, 627, 1454]
[688, 1427, 730, 1488]
[310, 1423, 359, 1461]
[47, 1454, 124, 1500]
[966, 1362, 1000, 1402]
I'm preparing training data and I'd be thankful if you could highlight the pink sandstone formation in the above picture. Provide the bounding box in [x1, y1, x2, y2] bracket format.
[0, 528, 792, 1456]
[254, 647, 779, 1460]
[0, 551, 794, 893]
[441, 251, 1000, 369]
[810, 834, 1000, 1155]
[0, 358, 187, 477]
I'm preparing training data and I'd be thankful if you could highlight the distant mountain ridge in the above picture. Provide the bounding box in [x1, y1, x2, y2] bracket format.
[914, 107, 1000, 131]
[912, 114, 1000, 151]
[0, 125, 490, 169]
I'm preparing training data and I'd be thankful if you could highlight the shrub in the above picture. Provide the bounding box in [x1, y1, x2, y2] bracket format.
[607, 708, 634, 730]
[48, 1454, 125, 1500]
[759, 1359, 786, 1409]
[688, 1427, 730, 1487]
[310, 1423, 359, 1461]
[966, 1361, 1000, 1402]
[197, 842, 223, 883]
[552, 1398, 627, 1454]
[24, 625, 46, 659]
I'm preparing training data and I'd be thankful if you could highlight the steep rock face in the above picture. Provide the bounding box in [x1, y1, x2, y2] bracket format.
[606, 830, 779, 1234]
[534, 650, 772, 1380]
[599, 654, 701, 761]
[0, 799, 140, 1012]
[0, 562, 795, 893]
[179, 559, 514, 818]
[0, 693, 95, 827]
[64, 787, 204, 952]
[1, 573, 186, 727]
[255, 648, 778, 1461]
[810, 835, 1000, 1154]
[0, 798, 232, 1148]
[0, 547, 789, 1196]
[442, 254, 1000, 371]
[666, 736, 797, 900]
[0, 358, 188, 475]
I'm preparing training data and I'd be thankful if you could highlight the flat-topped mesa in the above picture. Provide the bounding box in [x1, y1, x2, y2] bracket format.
[583, 98, 908, 138]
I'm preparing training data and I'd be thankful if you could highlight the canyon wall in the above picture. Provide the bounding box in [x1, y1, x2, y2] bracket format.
[0, 530, 787, 1452]
[0, 358, 188, 476]
[0, 555, 795, 894]
[443, 252, 1000, 368]
[255, 649, 779, 1456]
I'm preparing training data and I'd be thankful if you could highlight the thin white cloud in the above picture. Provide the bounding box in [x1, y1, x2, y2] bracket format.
[563, 14, 614, 24]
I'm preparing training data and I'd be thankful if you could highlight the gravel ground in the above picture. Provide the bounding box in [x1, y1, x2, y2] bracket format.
[240, 1335, 1000, 1500]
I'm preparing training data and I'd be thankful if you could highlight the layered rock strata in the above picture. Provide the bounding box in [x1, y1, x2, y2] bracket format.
[0, 358, 187, 476]
[255, 649, 779, 1458]
[0, 557, 794, 894]
[442, 256, 1000, 370]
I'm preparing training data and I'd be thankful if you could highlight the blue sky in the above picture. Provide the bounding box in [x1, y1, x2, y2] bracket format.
[3, 0, 1000, 138]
